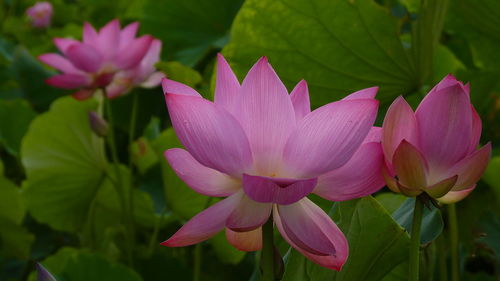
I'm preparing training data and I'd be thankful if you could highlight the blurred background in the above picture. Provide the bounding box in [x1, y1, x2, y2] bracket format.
[0, 0, 499, 280]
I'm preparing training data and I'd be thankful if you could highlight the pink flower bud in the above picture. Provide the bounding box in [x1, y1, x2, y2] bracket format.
[88, 111, 108, 137]
[26, 2, 53, 28]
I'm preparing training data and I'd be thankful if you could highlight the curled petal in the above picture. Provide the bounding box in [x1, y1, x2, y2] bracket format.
[242, 174, 317, 205]
[437, 185, 476, 204]
[382, 96, 419, 163]
[226, 227, 262, 251]
[448, 143, 491, 191]
[214, 53, 240, 113]
[166, 93, 253, 176]
[314, 142, 385, 201]
[46, 74, 89, 89]
[283, 99, 378, 177]
[161, 192, 243, 247]
[38, 53, 82, 74]
[392, 140, 428, 190]
[274, 200, 348, 270]
[226, 195, 272, 232]
[165, 148, 241, 197]
[162, 78, 201, 97]
[290, 80, 311, 121]
[425, 175, 458, 198]
[236, 57, 296, 173]
[66, 44, 103, 73]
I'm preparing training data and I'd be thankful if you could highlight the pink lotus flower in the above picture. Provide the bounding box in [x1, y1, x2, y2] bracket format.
[105, 39, 164, 99]
[26, 2, 53, 28]
[39, 20, 155, 99]
[382, 75, 491, 204]
[160, 54, 385, 270]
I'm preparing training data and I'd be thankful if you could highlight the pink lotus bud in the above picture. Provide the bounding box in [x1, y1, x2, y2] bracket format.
[158, 54, 386, 271]
[88, 111, 108, 137]
[382, 75, 491, 204]
[26, 2, 53, 28]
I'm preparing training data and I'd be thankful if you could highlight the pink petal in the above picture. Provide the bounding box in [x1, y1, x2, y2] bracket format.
[38, 53, 82, 74]
[105, 81, 129, 99]
[364, 126, 382, 143]
[397, 181, 424, 197]
[214, 53, 240, 113]
[120, 22, 140, 47]
[162, 78, 201, 97]
[115, 35, 153, 69]
[53, 38, 79, 54]
[226, 227, 262, 251]
[415, 83, 472, 171]
[165, 148, 241, 197]
[283, 99, 378, 177]
[236, 57, 296, 174]
[468, 106, 482, 154]
[392, 140, 428, 190]
[242, 174, 317, 205]
[45, 74, 89, 89]
[290, 80, 311, 121]
[382, 96, 419, 164]
[437, 185, 476, 204]
[425, 175, 458, 198]
[226, 195, 272, 232]
[447, 143, 491, 191]
[96, 19, 120, 60]
[161, 192, 243, 247]
[342, 86, 379, 100]
[135, 39, 162, 82]
[141, 72, 164, 88]
[72, 89, 95, 100]
[65, 43, 103, 73]
[83, 22, 98, 45]
[314, 142, 385, 201]
[274, 199, 348, 270]
[166, 94, 253, 176]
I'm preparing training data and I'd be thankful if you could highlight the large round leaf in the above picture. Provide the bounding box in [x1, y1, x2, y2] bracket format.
[222, 0, 418, 108]
[22, 97, 107, 232]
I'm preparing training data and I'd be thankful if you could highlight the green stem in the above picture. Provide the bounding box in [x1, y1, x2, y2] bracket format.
[127, 92, 139, 244]
[409, 197, 424, 281]
[193, 243, 202, 281]
[261, 218, 275, 281]
[448, 203, 459, 281]
[436, 233, 448, 281]
[102, 89, 134, 266]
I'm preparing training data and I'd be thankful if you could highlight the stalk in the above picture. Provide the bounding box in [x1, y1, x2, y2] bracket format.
[448, 203, 459, 281]
[261, 218, 275, 281]
[409, 197, 424, 281]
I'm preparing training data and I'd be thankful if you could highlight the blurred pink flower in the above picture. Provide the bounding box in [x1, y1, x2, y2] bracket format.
[382, 75, 491, 204]
[26, 2, 53, 28]
[160, 54, 385, 270]
[39, 20, 157, 99]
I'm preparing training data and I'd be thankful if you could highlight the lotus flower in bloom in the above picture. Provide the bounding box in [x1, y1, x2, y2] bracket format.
[382, 75, 491, 204]
[160, 54, 386, 270]
[39, 20, 155, 99]
[36, 263, 57, 281]
[26, 2, 53, 28]
[105, 39, 164, 99]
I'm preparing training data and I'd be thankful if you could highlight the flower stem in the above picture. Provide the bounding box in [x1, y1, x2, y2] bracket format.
[127, 91, 139, 244]
[261, 218, 275, 281]
[436, 233, 448, 281]
[193, 243, 202, 281]
[448, 203, 459, 281]
[409, 196, 424, 281]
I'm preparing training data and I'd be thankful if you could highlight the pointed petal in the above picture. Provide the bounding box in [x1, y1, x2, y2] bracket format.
[448, 143, 491, 191]
[383, 166, 400, 193]
[214, 53, 240, 113]
[392, 140, 428, 189]
[83, 22, 98, 45]
[437, 185, 476, 204]
[283, 99, 378, 177]
[38, 53, 82, 74]
[242, 174, 317, 205]
[45, 74, 89, 89]
[226, 227, 262, 251]
[415, 84, 472, 171]
[135, 39, 162, 82]
[120, 22, 140, 47]
[115, 35, 153, 69]
[96, 19, 120, 60]
[425, 175, 458, 198]
[382, 96, 419, 164]
[161, 192, 243, 247]
[165, 148, 241, 197]
[226, 195, 272, 232]
[342, 86, 379, 100]
[166, 94, 253, 176]
[66, 43, 103, 73]
[236, 57, 296, 173]
[290, 80, 311, 121]
[162, 78, 201, 97]
[53, 38, 79, 54]
[274, 205, 346, 270]
[36, 264, 57, 281]
[314, 142, 385, 201]
[469, 106, 482, 154]
[397, 181, 424, 197]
